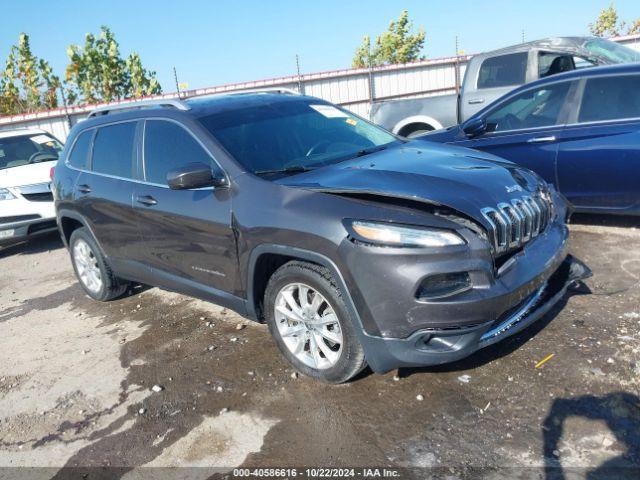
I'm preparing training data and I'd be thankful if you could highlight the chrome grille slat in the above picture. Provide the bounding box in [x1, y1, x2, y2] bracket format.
[524, 196, 541, 236]
[512, 199, 532, 242]
[481, 192, 554, 256]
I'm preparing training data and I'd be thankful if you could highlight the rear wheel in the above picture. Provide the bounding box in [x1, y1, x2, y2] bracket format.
[69, 228, 128, 301]
[399, 122, 435, 138]
[264, 261, 367, 383]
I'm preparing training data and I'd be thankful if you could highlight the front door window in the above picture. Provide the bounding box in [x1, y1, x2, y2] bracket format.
[484, 82, 571, 133]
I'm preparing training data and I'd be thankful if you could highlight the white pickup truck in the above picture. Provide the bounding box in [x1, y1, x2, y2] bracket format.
[373, 36, 640, 137]
[0, 128, 63, 246]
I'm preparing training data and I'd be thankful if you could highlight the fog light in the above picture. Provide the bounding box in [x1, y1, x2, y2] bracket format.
[416, 272, 471, 300]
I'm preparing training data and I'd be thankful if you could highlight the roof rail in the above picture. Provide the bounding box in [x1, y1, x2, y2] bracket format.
[88, 98, 190, 118]
[227, 87, 301, 96]
[193, 87, 302, 101]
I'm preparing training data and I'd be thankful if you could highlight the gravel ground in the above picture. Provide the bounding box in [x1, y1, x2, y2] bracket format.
[0, 216, 638, 479]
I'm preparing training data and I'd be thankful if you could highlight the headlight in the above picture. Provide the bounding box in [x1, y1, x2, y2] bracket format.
[0, 188, 16, 201]
[349, 220, 465, 248]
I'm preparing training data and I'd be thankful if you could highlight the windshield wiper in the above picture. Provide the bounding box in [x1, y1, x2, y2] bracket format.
[353, 145, 389, 158]
[253, 165, 316, 176]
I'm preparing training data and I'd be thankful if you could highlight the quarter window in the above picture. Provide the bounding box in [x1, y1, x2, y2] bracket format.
[485, 82, 571, 132]
[578, 75, 640, 123]
[67, 130, 92, 170]
[91, 122, 137, 178]
[144, 120, 216, 185]
[477, 53, 528, 89]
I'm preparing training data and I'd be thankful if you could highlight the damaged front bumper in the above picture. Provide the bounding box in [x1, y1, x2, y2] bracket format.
[360, 255, 592, 373]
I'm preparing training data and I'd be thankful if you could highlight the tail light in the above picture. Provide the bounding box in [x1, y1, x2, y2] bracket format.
[49, 166, 55, 180]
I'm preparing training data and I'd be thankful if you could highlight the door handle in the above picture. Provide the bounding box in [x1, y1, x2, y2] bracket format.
[136, 195, 158, 206]
[527, 136, 557, 144]
[77, 184, 91, 194]
[468, 98, 485, 105]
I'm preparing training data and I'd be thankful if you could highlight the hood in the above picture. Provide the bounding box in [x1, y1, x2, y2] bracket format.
[0, 161, 56, 189]
[417, 125, 461, 143]
[277, 142, 545, 228]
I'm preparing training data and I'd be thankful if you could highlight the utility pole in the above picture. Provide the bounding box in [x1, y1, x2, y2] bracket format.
[367, 41, 375, 120]
[522, 29, 525, 43]
[173, 67, 181, 99]
[295, 54, 305, 95]
[454, 36, 460, 94]
[58, 85, 72, 131]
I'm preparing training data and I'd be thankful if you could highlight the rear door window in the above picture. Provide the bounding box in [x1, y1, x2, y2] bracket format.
[67, 130, 92, 170]
[143, 120, 217, 185]
[91, 122, 137, 178]
[578, 75, 640, 123]
[477, 53, 528, 89]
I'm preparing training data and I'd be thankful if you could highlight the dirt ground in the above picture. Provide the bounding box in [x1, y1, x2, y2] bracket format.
[0, 215, 639, 479]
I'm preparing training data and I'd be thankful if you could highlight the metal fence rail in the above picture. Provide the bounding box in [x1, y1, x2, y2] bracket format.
[1, 34, 638, 141]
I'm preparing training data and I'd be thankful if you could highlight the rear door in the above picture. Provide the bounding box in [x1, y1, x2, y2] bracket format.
[461, 52, 530, 121]
[556, 73, 640, 211]
[133, 119, 237, 295]
[73, 121, 143, 266]
[454, 80, 575, 186]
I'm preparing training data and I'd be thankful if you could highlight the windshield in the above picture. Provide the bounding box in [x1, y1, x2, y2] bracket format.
[0, 133, 63, 171]
[583, 38, 640, 63]
[198, 97, 398, 176]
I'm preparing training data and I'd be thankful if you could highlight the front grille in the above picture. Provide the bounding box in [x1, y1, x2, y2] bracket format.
[27, 220, 57, 234]
[15, 183, 53, 202]
[481, 192, 554, 255]
[22, 192, 54, 202]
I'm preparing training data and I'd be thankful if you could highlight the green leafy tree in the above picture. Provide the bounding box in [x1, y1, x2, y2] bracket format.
[0, 33, 60, 115]
[65, 26, 161, 105]
[589, 2, 640, 37]
[352, 10, 425, 68]
[126, 52, 162, 98]
[627, 18, 640, 35]
[590, 3, 622, 36]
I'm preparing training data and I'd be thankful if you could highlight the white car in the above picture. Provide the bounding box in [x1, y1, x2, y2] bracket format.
[0, 128, 63, 246]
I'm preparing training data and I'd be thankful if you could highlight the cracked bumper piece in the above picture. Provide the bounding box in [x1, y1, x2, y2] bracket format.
[360, 255, 592, 373]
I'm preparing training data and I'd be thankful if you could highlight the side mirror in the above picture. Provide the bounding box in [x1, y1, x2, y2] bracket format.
[167, 162, 227, 190]
[462, 117, 487, 137]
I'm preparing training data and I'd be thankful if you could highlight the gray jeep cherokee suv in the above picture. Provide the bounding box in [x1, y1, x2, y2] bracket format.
[52, 91, 590, 383]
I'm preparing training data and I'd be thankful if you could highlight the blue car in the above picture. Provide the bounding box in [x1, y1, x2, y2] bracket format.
[421, 63, 640, 215]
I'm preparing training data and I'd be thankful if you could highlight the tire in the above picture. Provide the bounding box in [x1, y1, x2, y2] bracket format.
[264, 261, 367, 383]
[69, 227, 128, 301]
[406, 129, 431, 138]
[400, 123, 435, 138]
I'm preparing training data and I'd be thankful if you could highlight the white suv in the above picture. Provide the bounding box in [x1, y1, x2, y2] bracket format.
[0, 128, 63, 246]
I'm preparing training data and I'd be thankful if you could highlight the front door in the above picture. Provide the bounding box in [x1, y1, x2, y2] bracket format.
[133, 119, 238, 296]
[454, 80, 574, 188]
[556, 74, 640, 211]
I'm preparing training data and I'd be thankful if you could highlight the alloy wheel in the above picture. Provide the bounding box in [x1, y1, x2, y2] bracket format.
[73, 239, 103, 294]
[274, 282, 343, 370]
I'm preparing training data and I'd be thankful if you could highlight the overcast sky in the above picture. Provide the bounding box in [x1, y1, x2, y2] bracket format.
[1, 0, 639, 92]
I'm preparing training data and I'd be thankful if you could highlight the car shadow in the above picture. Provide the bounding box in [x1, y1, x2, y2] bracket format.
[395, 282, 591, 378]
[0, 232, 64, 259]
[542, 392, 640, 479]
[570, 213, 640, 228]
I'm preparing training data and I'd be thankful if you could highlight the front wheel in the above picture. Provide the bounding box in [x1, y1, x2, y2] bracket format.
[264, 261, 367, 383]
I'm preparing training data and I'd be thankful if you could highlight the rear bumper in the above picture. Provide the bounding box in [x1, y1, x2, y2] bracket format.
[360, 255, 591, 373]
[0, 216, 58, 246]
